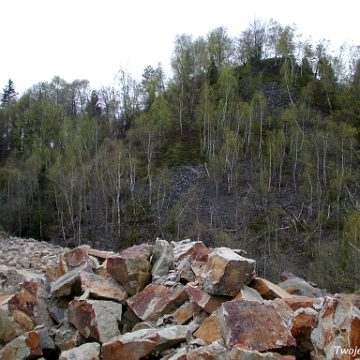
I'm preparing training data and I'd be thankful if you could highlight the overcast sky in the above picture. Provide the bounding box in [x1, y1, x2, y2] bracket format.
[2, 0, 359, 95]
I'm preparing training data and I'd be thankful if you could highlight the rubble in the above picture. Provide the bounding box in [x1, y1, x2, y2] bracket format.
[0, 235, 358, 360]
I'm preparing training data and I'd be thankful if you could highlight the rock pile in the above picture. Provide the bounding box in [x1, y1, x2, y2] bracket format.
[1, 236, 360, 360]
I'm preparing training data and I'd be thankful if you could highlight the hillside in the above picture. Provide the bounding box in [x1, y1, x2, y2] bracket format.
[1, 20, 360, 293]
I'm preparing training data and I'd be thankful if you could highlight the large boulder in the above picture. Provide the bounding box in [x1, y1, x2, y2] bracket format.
[106, 244, 153, 296]
[218, 299, 296, 352]
[127, 284, 188, 321]
[202, 247, 256, 297]
[68, 298, 122, 344]
[151, 239, 174, 278]
[186, 281, 231, 314]
[311, 296, 360, 359]
[79, 272, 128, 302]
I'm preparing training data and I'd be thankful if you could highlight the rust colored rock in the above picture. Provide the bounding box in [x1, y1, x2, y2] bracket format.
[172, 239, 210, 262]
[7, 281, 53, 334]
[186, 281, 231, 314]
[284, 296, 316, 311]
[106, 244, 153, 296]
[219, 299, 296, 351]
[127, 284, 188, 321]
[203, 247, 256, 297]
[194, 310, 223, 344]
[68, 298, 122, 344]
[311, 296, 360, 359]
[290, 308, 318, 358]
[250, 277, 293, 300]
[88, 248, 116, 260]
[79, 271, 128, 302]
[0, 331, 42, 360]
[172, 301, 202, 325]
[102, 330, 157, 360]
[63, 245, 90, 268]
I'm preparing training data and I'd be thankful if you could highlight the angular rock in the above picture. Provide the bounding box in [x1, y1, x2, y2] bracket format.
[63, 245, 91, 269]
[7, 281, 54, 335]
[102, 325, 189, 360]
[187, 341, 296, 360]
[152, 238, 174, 278]
[88, 248, 116, 260]
[0, 296, 25, 344]
[311, 296, 360, 359]
[102, 329, 157, 360]
[277, 277, 326, 298]
[59, 342, 101, 360]
[194, 310, 223, 344]
[0, 331, 42, 360]
[218, 299, 296, 351]
[106, 244, 153, 296]
[50, 264, 92, 297]
[250, 277, 293, 300]
[171, 301, 202, 325]
[53, 322, 86, 351]
[283, 296, 317, 311]
[290, 308, 318, 358]
[203, 247, 256, 296]
[172, 240, 211, 263]
[68, 298, 122, 344]
[186, 281, 230, 314]
[48, 297, 69, 325]
[79, 271, 128, 302]
[233, 285, 264, 302]
[127, 284, 188, 321]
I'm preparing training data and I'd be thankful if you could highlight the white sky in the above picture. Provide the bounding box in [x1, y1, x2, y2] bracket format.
[1, 0, 359, 96]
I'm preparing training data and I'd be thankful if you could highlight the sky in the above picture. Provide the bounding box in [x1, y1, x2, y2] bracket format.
[2, 0, 360, 96]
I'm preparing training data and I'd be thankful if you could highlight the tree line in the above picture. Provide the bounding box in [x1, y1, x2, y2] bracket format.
[1, 19, 360, 292]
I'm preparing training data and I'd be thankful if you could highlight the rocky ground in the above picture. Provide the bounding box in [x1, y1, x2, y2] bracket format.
[0, 235, 360, 360]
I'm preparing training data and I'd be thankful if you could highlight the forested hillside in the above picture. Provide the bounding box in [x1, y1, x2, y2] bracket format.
[1, 19, 360, 292]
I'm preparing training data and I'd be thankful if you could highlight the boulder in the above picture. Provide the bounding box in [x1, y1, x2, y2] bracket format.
[59, 342, 101, 360]
[106, 244, 153, 296]
[79, 271, 128, 302]
[127, 284, 188, 321]
[50, 263, 93, 297]
[311, 296, 360, 359]
[102, 329, 157, 360]
[0, 331, 42, 360]
[53, 321, 86, 351]
[250, 277, 293, 300]
[218, 299, 296, 351]
[68, 298, 122, 344]
[277, 277, 326, 298]
[5, 281, 54, 338]
[290, 307, 318, 358]
[194, 310, 223, 344]
[151, 239, 174, 278]
[186, 281, 231, 314]
[202, 247, 256, 296]
[283, 296, 317, 311]
[102, 325, 189, 360]
[186, 340, 295, 360]
[232, 285, 264, 302]
[63, 245, 91, 269]
[171, 301, 202, 325]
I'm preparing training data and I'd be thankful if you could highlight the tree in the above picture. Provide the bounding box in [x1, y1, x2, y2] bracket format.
[1, 79, 18, 107]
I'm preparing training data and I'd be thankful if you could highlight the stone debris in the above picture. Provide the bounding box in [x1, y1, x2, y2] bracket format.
[0, 235, 359, 360]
